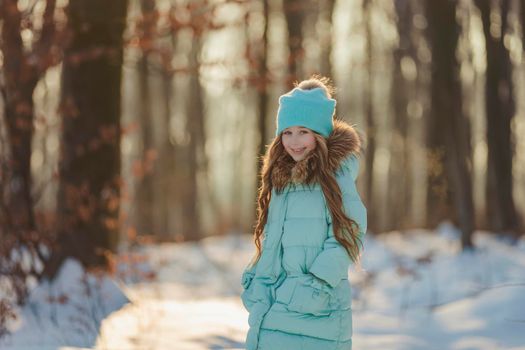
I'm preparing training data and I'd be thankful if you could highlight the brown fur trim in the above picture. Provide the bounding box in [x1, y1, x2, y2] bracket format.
[271, 119, 363, 191]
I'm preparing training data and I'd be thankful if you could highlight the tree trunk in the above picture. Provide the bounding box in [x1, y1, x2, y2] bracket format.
[283, 0, 305, 87]
[362, 0, 376, 232]
[182, 27, 205, 241]
[250, 0, 270, 230]
[388, 0, 413, 231]
[257, 0, 270, 170]
[475, 0, 521, 237]
[521, 0, 525, 49]
[427, 0, 474, 249]
[46, 0, 128, 278]
[425, 2, 454, 229]
[1, 0, 58, 294]
[319, 0, 335, 78]
[135, 0, 157, 238]
[0, 0, 58, 235]
[157, 70, 176, 240]
[2, 87, 37, 234]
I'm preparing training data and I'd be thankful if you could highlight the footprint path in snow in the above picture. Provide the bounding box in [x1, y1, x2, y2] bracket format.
[95, 235, 250, 350]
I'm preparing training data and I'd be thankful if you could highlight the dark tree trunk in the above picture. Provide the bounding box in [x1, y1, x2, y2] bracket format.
[257, 0, 270, 169]
[2, 87, 37, 233]
[475, 0, 521, 237]
[521, 0, 525, 49]
[158, 55, 177, 241]
[45, 0, 128, 278]
[246, 0, 270, 235]
[427, 0, 474, 249]
[388, 0, 414, 231]
[182, 29, 205, 241]
[362, 0, 376, 231]
[319, 0, 335, 77]
[0, 0, 57, 235]
[0, 0, 58, 297]
[425, 3, 455, 229]
[283, 0, 305, 87]
[135, 0, 157, 237]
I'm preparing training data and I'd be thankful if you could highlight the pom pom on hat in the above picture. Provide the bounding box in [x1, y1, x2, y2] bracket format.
[276, 87, 336, 137]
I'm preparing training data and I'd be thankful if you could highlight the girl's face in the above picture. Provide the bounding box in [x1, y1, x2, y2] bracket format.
[282, 126, 317, 162]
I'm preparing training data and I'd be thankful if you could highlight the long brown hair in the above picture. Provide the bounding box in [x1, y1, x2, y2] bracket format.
[249, 76, 363, 268]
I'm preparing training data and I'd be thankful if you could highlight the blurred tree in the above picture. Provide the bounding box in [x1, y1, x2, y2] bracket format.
[283, 0, 305, 87]
[181, 1, 208, 241]
[135, 0, 158, 238]
[426, 0, 474, 248]
[362, 0, 377, 230]
[522, 1, 525, 48]
[44, 0, 128, 277]
[254, 0, 270, 172]
[127, 1, 250, 240]
[475, 0, 521, 237]
[318, 0, 335, 77]
[0, 0, 58, 244]
[388, 0, 415, 230]
[0, 0, 61, 302]
[157, 4, 178, 241]
[245, 0, 270, 233]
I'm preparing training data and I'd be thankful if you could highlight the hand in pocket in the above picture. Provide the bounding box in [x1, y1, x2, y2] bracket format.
[286, 277, 333, 316]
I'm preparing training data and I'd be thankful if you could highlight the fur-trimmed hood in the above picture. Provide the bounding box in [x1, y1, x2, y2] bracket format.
[271, 119, 364, 191]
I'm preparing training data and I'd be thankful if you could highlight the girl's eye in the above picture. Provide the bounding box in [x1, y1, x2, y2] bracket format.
[283, 131, 292, 135]
[300, 130, 308, 134]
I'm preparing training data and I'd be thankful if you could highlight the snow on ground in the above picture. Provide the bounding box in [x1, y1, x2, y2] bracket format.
[1, 226, 525, 350]
[0, 259, 129, 350]
[353, 226, 525, 350]
[95, 236, 250, 350]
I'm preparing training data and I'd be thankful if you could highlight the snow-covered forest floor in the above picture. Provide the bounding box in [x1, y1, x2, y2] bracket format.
[1, 224, 525, 350]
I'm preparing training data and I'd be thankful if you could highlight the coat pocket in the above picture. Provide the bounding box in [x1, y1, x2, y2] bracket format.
[285, 276, 334, 317]
[241, 277, 273, 312]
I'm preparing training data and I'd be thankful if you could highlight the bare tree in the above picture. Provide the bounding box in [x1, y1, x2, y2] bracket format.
[0, 0, 61, 304]
[362, 0, 377, 231]
[45, 0, 128, 277]
[475, 0, 521, 237]
[426, 0, 474, 248]
[318, 0, 336, 77]
[283, 0, 305, 87]
[0, 0, 59, 240]
[255, 0, 270, 170]
[135, 0, 158, 237]
[180, 3, 209, 241]
[388, 0, 415, 231]
[521, 0, 525, 48]
[242, 0, 270, 235]
[157, 5, 178, 241]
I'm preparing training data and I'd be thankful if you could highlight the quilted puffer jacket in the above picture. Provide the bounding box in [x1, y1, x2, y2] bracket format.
[240, 120, 367, 350]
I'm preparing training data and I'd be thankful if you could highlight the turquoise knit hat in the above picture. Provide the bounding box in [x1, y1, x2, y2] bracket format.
[276, 87, 336, 137]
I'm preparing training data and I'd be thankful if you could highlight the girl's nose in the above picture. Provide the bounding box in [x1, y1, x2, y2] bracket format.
[290, 134, 300, 142]
[289, 138, 300, 146]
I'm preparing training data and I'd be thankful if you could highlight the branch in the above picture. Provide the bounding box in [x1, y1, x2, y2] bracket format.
[0, 0, 25, 82]
[34, 0, 58, 77]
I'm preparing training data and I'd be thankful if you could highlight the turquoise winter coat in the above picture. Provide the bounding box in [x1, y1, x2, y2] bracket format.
[240, 120, 367, 350]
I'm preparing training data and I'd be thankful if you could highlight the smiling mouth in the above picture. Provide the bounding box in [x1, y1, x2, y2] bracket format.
[290, 148, 306, 154]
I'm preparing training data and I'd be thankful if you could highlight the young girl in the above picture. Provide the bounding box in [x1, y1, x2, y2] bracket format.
[240, 76, 367, 350]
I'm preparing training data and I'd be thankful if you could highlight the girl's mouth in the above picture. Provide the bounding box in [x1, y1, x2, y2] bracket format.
[291, 148, 306, 154]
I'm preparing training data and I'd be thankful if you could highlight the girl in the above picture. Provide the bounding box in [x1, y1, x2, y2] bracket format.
[240, 76, 367, 350]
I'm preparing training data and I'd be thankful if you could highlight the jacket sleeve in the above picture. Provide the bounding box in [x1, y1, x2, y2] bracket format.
[240, 232, 273, 311]
[308, 155, 367, 288]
